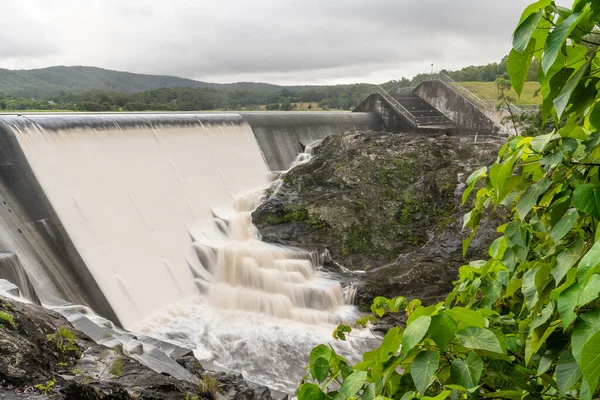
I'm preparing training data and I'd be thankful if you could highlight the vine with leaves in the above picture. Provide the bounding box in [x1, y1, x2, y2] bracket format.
[297, 1, 600, 399]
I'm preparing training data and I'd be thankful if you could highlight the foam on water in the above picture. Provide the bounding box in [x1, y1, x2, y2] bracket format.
[135, 143, 378, 392]
[1, 114, 378, 392]
[9, 114, 269, 327]
[136, 298, 376, 393]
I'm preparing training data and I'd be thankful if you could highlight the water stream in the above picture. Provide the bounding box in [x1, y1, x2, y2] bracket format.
[135, 145, 377, 393]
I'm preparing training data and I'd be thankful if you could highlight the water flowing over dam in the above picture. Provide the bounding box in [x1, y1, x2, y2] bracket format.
[0, 112, 381, 389]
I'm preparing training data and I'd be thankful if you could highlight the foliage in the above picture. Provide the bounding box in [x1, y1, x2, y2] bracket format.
[495, 78, 520, 136]
[34, 378, 55, 395]
[196, 374, 224, 400]
[297, 1, 600, 399]
[47, 326, 82, 363]
[0, 311, 17, 330]
[266, 206, 309, 224]
[109, 356, 125, 377]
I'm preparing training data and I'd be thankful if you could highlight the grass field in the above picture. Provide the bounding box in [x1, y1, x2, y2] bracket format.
[458, 82, 541, 106]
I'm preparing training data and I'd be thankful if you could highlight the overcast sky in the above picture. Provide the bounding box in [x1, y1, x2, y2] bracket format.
[0, 1, 555, 85]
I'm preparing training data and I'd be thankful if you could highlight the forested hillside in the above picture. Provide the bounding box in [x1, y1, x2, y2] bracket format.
[0, 66, 292, 98]
[0, 57, 538, 112]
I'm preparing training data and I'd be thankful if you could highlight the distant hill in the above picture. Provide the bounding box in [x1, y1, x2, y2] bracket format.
[0, 66, 305, 98]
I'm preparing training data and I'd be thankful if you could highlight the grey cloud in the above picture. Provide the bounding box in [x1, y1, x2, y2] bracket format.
[0, 1, 60, 59]
[0, 0, 552, 84]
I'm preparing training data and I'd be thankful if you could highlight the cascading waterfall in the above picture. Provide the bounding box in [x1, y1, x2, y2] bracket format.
[0, 114, 381, 393]
[136, 143, 376, 392]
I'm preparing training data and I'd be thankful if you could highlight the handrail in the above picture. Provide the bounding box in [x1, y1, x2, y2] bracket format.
[437, 72, 492, 111]
[352, 86, 417, 125]
[352, 86, 453, 126]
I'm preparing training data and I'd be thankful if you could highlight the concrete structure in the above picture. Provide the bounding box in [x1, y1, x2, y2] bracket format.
[413, 80, 504, 135]
[353, 80, 506, 136]
[0, 112, 382, 327]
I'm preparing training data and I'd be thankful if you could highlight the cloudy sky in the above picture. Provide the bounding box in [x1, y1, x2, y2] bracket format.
[1, 1, 551, 85]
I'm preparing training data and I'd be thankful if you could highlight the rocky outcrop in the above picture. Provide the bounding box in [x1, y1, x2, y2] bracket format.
[0, 295, 272, 399]
[252, 131, 503, 306]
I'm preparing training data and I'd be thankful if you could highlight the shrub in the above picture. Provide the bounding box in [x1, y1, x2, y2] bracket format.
[0, 311, 17, 330]
[297, 1, 600, 399]
[47, 326, 82, 363]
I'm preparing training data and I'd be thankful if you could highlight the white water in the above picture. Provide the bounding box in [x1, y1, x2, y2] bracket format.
[135, 144, 376, 392]
[13, 117, 375, 392]
[13, 116, 269, 327]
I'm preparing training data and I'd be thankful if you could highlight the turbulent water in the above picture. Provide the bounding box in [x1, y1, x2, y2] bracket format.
[0, 115, 378, 393]
[136, 148, 376, 393]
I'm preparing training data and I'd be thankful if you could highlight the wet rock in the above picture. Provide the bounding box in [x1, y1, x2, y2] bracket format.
[0, 296, 272, 399]
[252, 131, 504, 306]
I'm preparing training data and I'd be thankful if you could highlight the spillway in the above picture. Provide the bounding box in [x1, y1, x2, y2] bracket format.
[242, 112, 382, 171]
[0, 112, 382, 329]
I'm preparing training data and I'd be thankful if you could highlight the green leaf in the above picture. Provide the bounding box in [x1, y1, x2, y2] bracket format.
[542, 11, 587, 75]
[401, 316, 431, 355]
[580, 274, 600, 305]
[480, 390, 523, 400]
[310, 345, 331, 370]
[572, 310, 600, 364]
[462, 167, 487, 204]
[406, 304, 442, 326]
[557, 275, 600, 330]
[297, 383, 325, 400]
[333, 324, 352, 341]
[399, 392, 415, 400]
[422, 390, 451, 400]
[573, 184, 600, 220]
[505, 221, 528, 254]
[552, 239, 585, 284]
[558, 283, 580, 329]
[340, 370, 367, 397]
[554, 60, 591, 119]
[550, 208, 579, 243]
[485, 360, 528, 390]
[448, 307, 486, 328]
[529, 320, 561, 362]
[508, 44, 536, 96]
[467, 166, 487, 185]
[512, 12, 542, 53]
[537, 348, 559, 376]
[380, 327, 401, 362]
[530, 132, 555, 153]
[521, 269, 538, 310]
[516, 177, 551, 220]
[428, 311, 458, 351]
[450, 351, 483, 389]
[517, 0, 552, 26]
[411, 350, 440, 395]
[456, 327, 504, 354]
[313, 357, 329, 383]
[577, 237, 600, 278]
[580, 330, 600, 396]
[362, 383, 377, 400]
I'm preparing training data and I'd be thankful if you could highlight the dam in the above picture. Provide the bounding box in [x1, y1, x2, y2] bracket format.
[0, 111, 382, 329]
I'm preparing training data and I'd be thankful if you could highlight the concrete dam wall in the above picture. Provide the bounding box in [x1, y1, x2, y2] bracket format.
[413, 80, 501, 135]
[242, 112, 382, 171]
[0, 112, 382, 328]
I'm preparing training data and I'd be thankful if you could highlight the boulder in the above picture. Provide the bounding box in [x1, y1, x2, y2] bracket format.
[252, 131, 504, 306]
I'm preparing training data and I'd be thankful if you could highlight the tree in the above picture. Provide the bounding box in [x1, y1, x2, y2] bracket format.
[280, 100, 294, 111]
[297, 1, 600, 399]
[495, 78, 519, 136]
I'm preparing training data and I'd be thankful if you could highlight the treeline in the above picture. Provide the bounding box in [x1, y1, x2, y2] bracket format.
[380, 56, 538, 92]
[0, 84, 372, 112]
[0, 56, 537, 112]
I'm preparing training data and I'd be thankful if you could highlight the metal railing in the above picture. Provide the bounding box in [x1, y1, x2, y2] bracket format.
[437, 72, 492, 111]
[352, 86, 453, 126]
